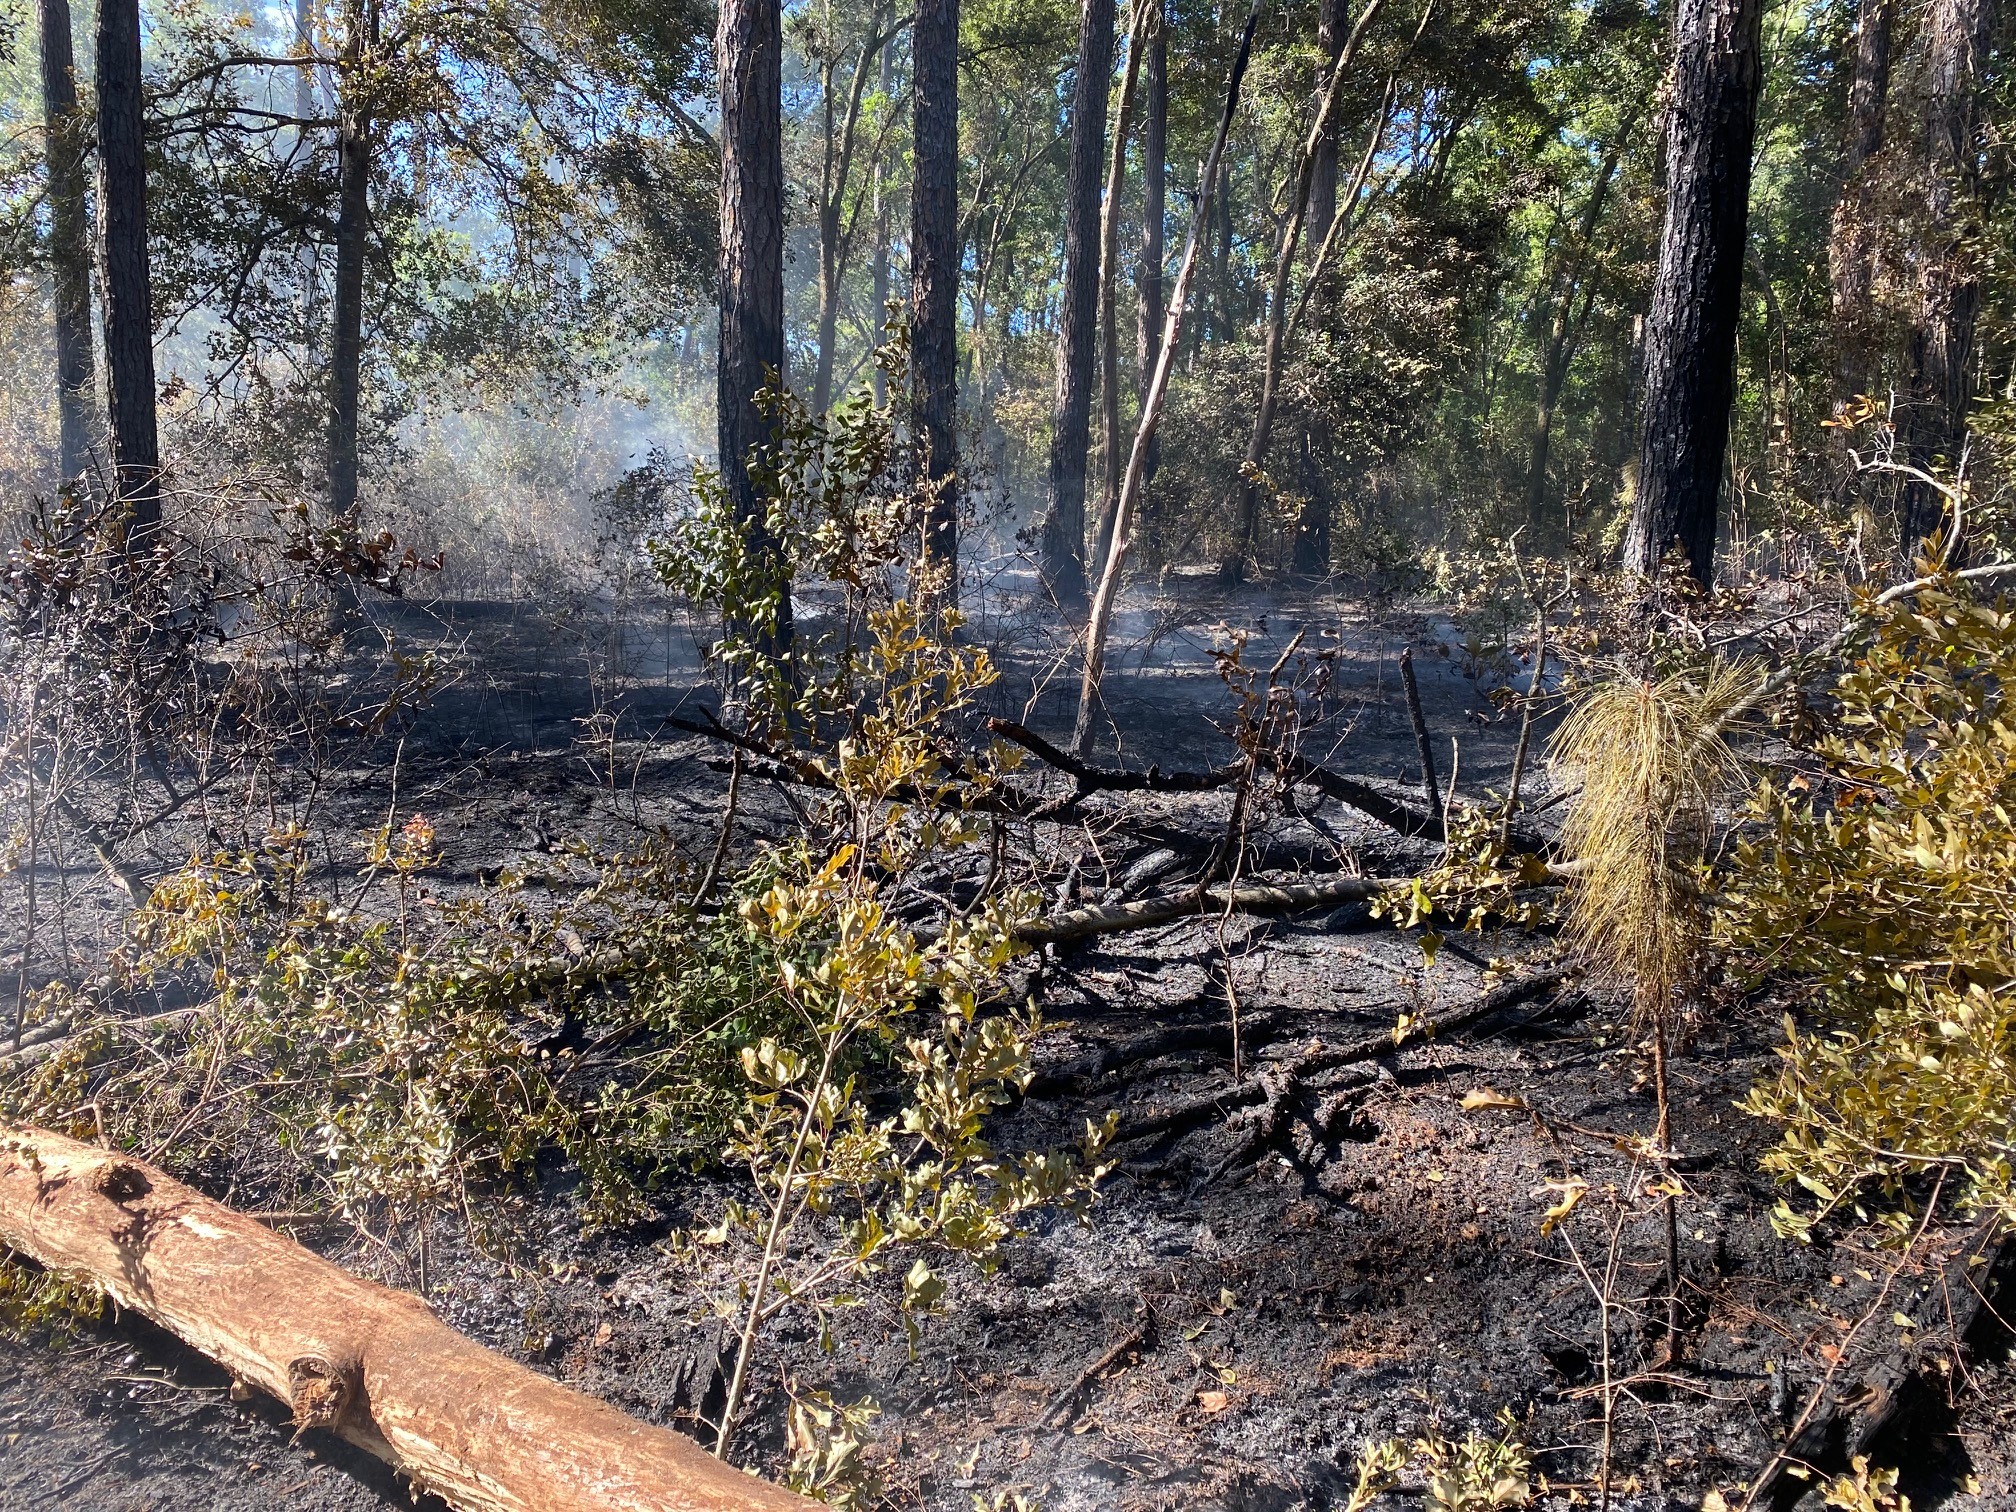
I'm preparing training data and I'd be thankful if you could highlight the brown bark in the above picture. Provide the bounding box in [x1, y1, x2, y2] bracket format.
[1040, 0, 1118, 608]
[1073, 5, 1259, 754]
[912, 0, 960, 600]
[94, 0, 161, 546]
[1621, 0, 1764, 588]
[0, 1124, 813, 1512]
[1136, 10, 1167, 486]
[1827, 0, 1894, 405]
[1222, 0, 1388, 583]
[327, 0, 375, 526]
[1090, 0, 1151, 575]
[39, 0, 95, 486]
[1898, 0, 1996, 555]
[719, 0, 793, 651]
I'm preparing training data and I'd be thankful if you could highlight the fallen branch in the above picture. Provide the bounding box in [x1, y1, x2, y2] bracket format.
[1018, 873, 1390, 943]
[0, 1123, 813, 1512]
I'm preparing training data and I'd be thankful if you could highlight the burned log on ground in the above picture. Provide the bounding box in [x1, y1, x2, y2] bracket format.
[0, 1123, 813, 1512]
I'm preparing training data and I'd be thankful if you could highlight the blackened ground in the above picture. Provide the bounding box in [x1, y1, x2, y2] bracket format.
[2, 578, 2009, 1511]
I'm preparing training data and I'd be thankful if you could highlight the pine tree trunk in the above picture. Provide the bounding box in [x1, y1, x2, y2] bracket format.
[913, 0, 961, 600]
[1898, 0, 1996, 555]
[1621, 0, 1763, 588]
[327, 0, 374, 526]
[719, 0, 793, 651]
[1136, 9, 1167, 486]
[1040, 0, 1117, 608]
[40, 0, 95, 486]
[94, 0, 161, 546]
[1827, 0, 1893, 406]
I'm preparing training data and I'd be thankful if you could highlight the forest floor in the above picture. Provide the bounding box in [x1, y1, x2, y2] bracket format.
[3, 571, 2014, 1512]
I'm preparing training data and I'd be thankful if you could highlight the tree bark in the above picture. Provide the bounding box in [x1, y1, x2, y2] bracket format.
[1039, 0, 1117, 609]
[327, 0, 375, 528]
[94, 0, 161, 547]
[0, 1124, 814, 1512]
[1898, 0, 1996, 555]
[1090, 0, 1151, 574]
[719, 0, 793, 651]
[1073, 5, 1259, 754]
[912, 0, 960, 602]
[1136, 9, 1167, 487]
[1222, 0, 1387, 583]
[1621, 0, 1764, 589]
[1306, 0, 1346, 249]
[39, 0, 95, 487]
[1827, 0, 1893, 406]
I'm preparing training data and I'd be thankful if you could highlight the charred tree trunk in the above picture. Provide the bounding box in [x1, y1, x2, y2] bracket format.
[1040, 0, 1117, 608]
[1828, 0, 1894, 406]
[1136, 8, 1167, 486]
[1306, 0, 1345, 249]
[94, 0, 161, 547]
[1898, 0, 1996, 555]
[327, 0, 375, 529]
[719, 0, 793, 652]
[1621, 0, 1763, 588]
[40, 0, 95, 486]
[913, 0, 961, 601]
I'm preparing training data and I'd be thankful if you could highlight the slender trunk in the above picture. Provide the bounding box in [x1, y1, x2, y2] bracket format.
[94, 0, 161, 547]
[1073, 5, 1260, 755]
[1827, 0, 1894, 406]
[1090, 0, 1151, 574]
[813, 8, 886, 420]
[719, 0, 793, 652]
[870, 36, 894, 406]
[40, 0, 95, 486]
[1040, 0, 1118, 608]
[1622, 0, 1764, 588]
[1524, 121, 1631, 531]
[327, 0, 374, 527]
[1307, 0, 1345, 249]
[1136, 10, 1167, 485]
[1899, 0, 1996, 556]
[913, 0, 960, 601]
[1222, 0, 1389, 583]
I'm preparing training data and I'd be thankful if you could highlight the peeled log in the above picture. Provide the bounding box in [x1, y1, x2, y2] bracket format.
[0, 1123, 813, 1512]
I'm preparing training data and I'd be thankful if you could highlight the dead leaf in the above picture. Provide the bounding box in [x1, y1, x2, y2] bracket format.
[593, 1321, 613, 1347]
[1197, 1390, 1230, 1414]
[1461, 1088, 1527, 1112]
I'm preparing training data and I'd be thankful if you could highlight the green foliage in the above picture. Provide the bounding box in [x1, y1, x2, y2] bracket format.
[1347, 1417, 1532, 1512]
[1727, 587, 2016, 1236]
[3, 831, 795, 1232]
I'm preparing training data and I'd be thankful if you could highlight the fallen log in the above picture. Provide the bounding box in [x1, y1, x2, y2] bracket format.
[0, 1123, 813, 1512]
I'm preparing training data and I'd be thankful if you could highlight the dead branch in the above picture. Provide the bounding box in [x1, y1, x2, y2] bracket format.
[0, 1123, 814, 1512]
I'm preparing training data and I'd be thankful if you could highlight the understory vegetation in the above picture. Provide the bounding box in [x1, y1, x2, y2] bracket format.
[3, 0, 2016, 1502]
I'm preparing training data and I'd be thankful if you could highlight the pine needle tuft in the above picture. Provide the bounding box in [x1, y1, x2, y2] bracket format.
[1550, 660, 1753, 1022]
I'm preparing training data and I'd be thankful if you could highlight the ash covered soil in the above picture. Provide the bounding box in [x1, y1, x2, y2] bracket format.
[4, 580, 2013, 1511]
